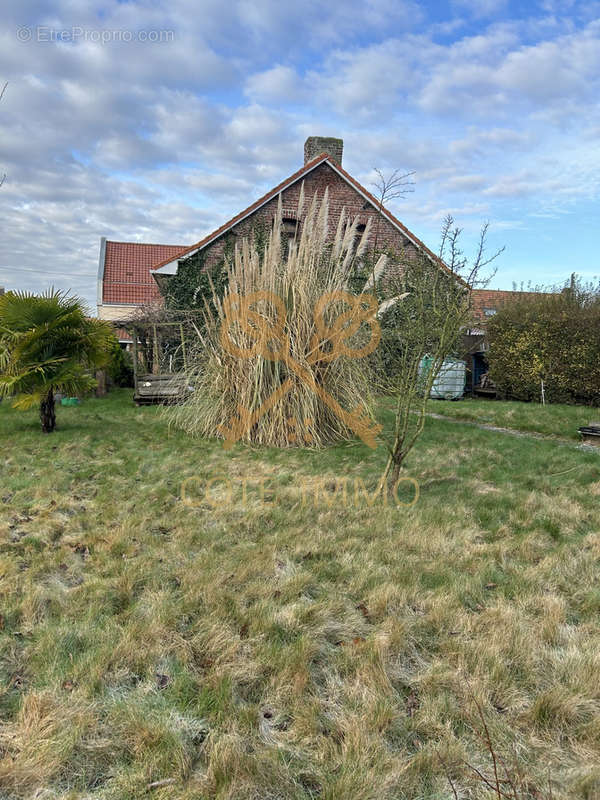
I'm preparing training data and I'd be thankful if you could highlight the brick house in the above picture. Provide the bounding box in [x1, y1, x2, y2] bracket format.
[97, 240, 187, 342]
[150, 136, 447, 288]
[466, 288, 541, 392]
[98, 136, 450, 331]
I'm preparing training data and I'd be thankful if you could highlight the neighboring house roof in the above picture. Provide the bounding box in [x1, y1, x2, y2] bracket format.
[150, 152, 463, 284]
[115, 327, 133, 343]
[470, 288, 540, 325]
[99, 240, 187, 306]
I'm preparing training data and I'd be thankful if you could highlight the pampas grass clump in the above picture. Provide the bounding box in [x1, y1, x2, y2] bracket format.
[167, 187, 380, 448]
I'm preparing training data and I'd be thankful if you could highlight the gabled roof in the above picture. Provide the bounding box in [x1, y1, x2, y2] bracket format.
[150, 154, 331, 275]
[100, 240, 187, 305]
[150, 153, 461, 283]
[470, 288, 540, 324]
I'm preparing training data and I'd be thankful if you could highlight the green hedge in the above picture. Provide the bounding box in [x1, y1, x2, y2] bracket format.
[486, 278, 600, 404]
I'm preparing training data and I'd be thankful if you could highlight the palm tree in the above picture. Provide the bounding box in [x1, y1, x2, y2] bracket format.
[0, 290, 113, 432]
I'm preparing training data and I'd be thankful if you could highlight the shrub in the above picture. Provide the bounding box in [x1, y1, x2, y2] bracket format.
[0, 290, 112, 432]
[486, 276, 600, 404]
[107, 337, 134, 388]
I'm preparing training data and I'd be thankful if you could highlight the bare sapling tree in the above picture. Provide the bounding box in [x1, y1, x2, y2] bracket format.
[439, 683, 555, 799]
[371, 167, 415, 253]
[378, 215, 504, 494]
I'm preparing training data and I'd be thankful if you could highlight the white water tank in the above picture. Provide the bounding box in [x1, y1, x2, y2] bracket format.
[428, 358, 466, 400]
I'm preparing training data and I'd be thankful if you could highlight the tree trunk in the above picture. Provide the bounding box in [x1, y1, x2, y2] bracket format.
[384, 449, 406, 499]
[40, 388, 56, 433]
[95, 369, 107, 397]
[387, 459, 401, 498]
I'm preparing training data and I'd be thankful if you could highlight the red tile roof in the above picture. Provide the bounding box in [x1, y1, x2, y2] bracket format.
[101, 241, 187, 305]
[150, 153, 466, 285]
[115, 327, 133, 342]
[471, 288, 540, 324]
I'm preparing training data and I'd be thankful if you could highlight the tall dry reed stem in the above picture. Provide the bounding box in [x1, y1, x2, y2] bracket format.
[167, 188, 379, 447]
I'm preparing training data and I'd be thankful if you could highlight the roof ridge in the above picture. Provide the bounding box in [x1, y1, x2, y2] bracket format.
[106, 240, 186, 249]
[471, 288, 539, 295]
[148, 153, 465, 286]
[150, 153, 330, 273]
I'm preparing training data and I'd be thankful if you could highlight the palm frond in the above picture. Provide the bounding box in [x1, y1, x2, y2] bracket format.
[0, 290, 112, 409]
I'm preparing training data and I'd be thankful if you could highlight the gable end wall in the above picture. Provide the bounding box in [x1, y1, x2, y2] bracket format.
[190, 162, 418, 270]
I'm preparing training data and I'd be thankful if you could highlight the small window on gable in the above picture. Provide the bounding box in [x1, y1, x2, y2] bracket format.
[345, 222, 367, 259]
[279, 216, 300, 254]
[483, 308, 496, 317]
[343, 221, 367, 249]
[281, 217, 298, 237]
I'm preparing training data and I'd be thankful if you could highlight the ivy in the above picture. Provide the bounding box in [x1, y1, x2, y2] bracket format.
[162, 227, 272, 314]
[162, 235, 234, 313]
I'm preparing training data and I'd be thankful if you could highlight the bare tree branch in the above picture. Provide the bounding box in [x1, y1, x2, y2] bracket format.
[370, 167, 416, 253]
[378, 215, 503, 492]
[372, 167, 416, 205]
[437, 752, 459, 800]
[439, 214, 503, 287]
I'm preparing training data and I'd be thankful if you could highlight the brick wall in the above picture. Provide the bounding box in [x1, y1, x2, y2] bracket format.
[196, 162, 417, 271]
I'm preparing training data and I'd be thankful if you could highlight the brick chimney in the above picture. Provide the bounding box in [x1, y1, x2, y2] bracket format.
[304, 136, 343, 166]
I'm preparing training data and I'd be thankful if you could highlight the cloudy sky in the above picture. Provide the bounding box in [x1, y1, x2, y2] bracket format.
[1, 0, 599, 310]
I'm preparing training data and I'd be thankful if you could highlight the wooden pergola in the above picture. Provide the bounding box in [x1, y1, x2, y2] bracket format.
[113, 311, 200, 404]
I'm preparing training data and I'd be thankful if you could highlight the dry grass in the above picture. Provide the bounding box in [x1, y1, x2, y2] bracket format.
[1, 392, 600, 798]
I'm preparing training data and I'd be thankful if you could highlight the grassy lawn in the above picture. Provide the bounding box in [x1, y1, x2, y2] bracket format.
[1, 390, 600, 799]
[428, 397, 599, 441]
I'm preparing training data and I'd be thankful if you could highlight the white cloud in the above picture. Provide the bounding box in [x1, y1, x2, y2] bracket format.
[245, 65, 308, 105]
[442, 174, 488, 191]
[1, 0, 599, 304]
[452, 0, 509, 19]
[417, 20, 600, 114]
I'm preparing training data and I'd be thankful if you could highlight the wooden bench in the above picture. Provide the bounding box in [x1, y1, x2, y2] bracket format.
[134, 373, 190, 405]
